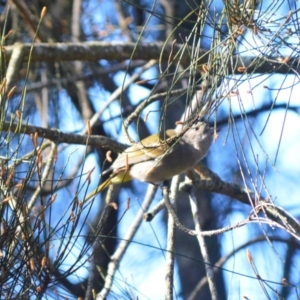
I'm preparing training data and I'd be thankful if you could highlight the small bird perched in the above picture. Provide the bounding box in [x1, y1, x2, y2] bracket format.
[84, 121, 214, 201]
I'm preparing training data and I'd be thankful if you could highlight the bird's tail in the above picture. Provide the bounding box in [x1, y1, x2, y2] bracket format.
[82, 170, 132, 203]
[82, 177, 112, 203]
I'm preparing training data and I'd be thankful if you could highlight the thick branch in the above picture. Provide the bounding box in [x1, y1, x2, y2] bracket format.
[3, 42, 297, 74]
[184, 163, 258, 205]
[1, 121, 127, 153]
[4, 42, 203, 66]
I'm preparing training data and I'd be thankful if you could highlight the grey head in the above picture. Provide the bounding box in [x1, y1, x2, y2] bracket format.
[177, 122, 215, 161]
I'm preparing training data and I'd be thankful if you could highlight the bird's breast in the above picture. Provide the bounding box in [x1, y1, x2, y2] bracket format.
[128, 143, 201, 183]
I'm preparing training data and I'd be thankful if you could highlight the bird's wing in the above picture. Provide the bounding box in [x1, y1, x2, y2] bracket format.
[110, 130, 176, 170]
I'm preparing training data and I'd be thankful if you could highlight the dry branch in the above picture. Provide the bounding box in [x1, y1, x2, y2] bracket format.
[3, 42, 297, 74]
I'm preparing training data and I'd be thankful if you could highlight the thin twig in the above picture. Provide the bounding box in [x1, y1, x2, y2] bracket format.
[97, 184, 158, 299]
[189, 189, 219, 300]
[28, 141, 57, 209]
[143, 198, 165, 221]
[86, 59, 157, 134]
[164, 175, 181, 300]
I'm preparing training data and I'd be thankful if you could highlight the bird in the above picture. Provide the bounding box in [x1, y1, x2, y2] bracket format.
[84, 121, 215, 201]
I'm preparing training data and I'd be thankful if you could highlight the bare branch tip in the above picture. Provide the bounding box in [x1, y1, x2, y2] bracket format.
[49, 193, 57, 204]
[126, 198, 131, 210]
[40, 7, 47, 19]
[202, 64, 209, 73]
[237, 66, 247, 72]
[87, 120, 92, 135]
[246, 249, 253, 264]
[4, 30, 13, 39]
[106, 150, 113, 163]
[41, 256, 48, 268]
[109, 202, 118, 210]
[29, 258, 35, 273]
[7, 86, 17, 99]
[86, 166, 96, 183]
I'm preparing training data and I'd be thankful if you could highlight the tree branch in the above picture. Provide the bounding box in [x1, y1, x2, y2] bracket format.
[3, 42, 297, 73]
[184, 163, 259, 205]
[1, 121, 127, 153]
[4, 42, 201, 66]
